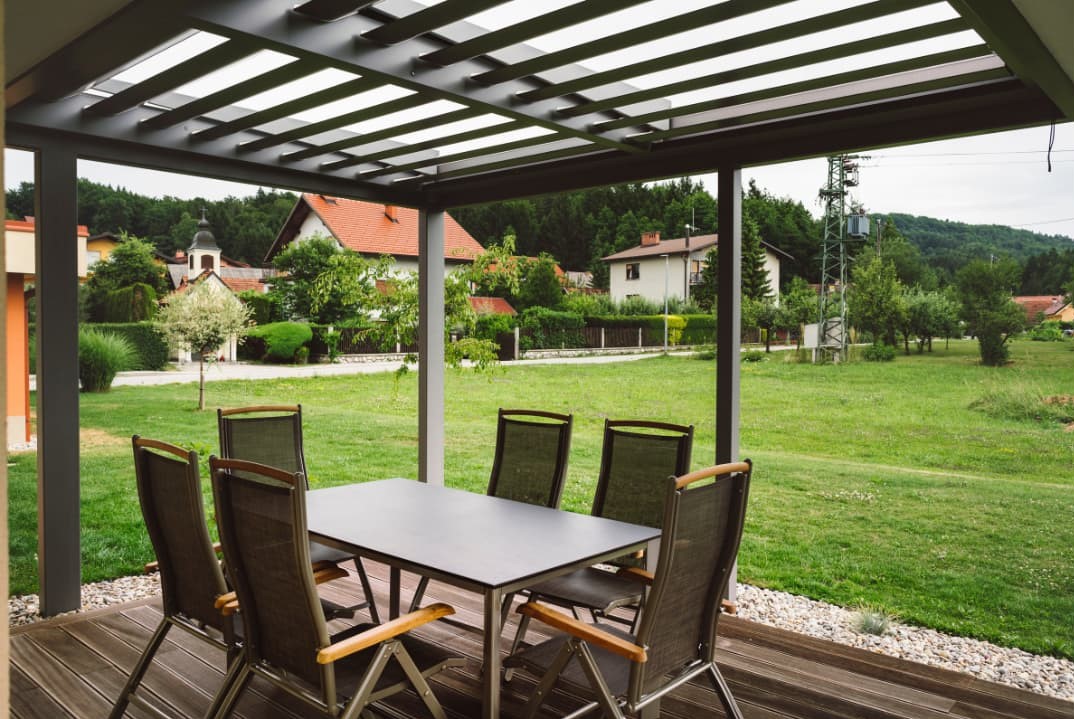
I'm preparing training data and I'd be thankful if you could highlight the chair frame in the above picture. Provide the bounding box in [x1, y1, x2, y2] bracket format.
[410, 408, 573, 614]
[111, 436, 241, 719]
[209, 457, 462, 719]
[511, 461, 752, 719]
[217, 404, 380, 623]
[507, 419, 692, 664]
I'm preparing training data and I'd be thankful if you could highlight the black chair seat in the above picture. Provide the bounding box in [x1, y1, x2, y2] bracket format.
[333, 624, 462, 694]
[505, 622, 634, 697]
[527, 567, 643, 614]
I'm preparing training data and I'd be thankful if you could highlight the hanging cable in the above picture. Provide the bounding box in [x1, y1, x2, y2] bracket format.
[1047, 120, 1056, 172]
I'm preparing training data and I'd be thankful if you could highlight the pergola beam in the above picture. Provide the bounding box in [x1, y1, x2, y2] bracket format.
[362, 0, 510, 46]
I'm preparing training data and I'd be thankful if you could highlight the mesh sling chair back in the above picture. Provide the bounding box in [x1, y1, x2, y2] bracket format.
[508, 420, 692, 657]
[217, 404, 380, 622]
[111, 436, 239, 719]
[409, 408, 573, 613]
[208, 457, 463, 719]
[506, 460, 752, 719]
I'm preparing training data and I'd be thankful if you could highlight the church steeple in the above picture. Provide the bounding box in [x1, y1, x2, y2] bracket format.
[187, 209, 221, 280]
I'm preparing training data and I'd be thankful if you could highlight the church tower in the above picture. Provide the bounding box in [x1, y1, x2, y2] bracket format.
[187, 209, 222, 281]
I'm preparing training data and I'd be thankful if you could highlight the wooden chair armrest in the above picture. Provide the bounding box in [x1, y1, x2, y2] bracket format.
[213, 542, 223, 555]
[616, 566, 654, 586]
[517, 602, 647, 663]
[312, 565, 349, 585]
[316, 603, 455, 665]
[720, 599, 737, 615]
[215, 591, 237, 610]
[144, 560, 159, 574]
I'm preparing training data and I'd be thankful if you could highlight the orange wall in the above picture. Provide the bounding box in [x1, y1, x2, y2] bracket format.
[6, 276, 28, 441]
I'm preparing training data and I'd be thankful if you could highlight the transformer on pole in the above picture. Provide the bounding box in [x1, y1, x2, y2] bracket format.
[816, 154, 868, 363]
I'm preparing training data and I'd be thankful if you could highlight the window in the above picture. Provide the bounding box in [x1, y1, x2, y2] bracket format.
[86, 250, 102, 269]
[626, 263, 640, 280]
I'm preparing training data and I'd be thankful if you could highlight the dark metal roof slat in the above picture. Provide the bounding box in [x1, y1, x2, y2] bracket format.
[140, 59, 322, 130]
[593, 44, 995, 131]
[359, 130, 561, 178]
[361, 0, 511, 45]
[470, 0, 797, 86]
[281, 106, 484, 162]
[419, 0, 651, 67]
[241, 91, 432, 153]
[83, 41, 257, 117]
[643, 59, 1010, 142]
[292, 0, 378, 23]
[560, 18, 973, 120]
[191, 76, 379, 142]
[407, 138, 596, 183]
[519, 0, 942, 103]
[318, 117, 527, 169]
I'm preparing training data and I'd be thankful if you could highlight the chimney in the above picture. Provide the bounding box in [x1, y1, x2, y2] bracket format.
[640, 230, 660, 246]
[384, 204, 398, 223]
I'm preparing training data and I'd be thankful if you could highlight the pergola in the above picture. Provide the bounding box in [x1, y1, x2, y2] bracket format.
[4, 0, 1072, 624]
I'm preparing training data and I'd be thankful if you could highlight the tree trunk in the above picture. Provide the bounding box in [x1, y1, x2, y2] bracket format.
[198, 354, 206, 411]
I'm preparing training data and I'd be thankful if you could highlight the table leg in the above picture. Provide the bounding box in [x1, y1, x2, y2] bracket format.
[483, 588, 503, 719]
[389, 567, 401, 620]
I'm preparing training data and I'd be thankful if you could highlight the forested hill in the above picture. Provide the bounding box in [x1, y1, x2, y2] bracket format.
[879, 212, 1073, 278]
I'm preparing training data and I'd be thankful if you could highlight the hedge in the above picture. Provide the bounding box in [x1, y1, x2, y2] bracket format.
[89, 322, 169, 370]
[102, 283, 157, 323]
[586, 314, 713, 346]
[244, 322, 313, 362]
[238, 290, 282, 325]
[519, 307, 585, 351]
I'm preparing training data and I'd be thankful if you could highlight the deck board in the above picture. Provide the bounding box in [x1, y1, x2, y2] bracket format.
[11, 560, 1072, 719]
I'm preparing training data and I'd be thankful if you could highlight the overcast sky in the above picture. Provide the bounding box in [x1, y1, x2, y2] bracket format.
[5, 0, 1073, 241]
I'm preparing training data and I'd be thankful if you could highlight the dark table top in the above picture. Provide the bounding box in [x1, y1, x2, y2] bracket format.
[307, 478, 660, 592]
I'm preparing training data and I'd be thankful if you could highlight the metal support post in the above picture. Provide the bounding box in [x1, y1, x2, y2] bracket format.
[418, 208, 445, 486]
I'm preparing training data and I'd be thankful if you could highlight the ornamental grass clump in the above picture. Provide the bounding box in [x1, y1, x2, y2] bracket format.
[78, 328, 136, 392]
[853, 605, 896, 636]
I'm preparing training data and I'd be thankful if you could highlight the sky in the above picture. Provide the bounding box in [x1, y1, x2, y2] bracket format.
[5, 0, 1074, 241]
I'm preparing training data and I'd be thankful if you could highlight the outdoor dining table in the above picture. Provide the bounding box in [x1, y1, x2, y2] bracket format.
[306, 478, 661, 719]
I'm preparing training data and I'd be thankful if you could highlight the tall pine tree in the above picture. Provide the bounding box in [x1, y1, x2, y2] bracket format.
[741, 215, 772, 300]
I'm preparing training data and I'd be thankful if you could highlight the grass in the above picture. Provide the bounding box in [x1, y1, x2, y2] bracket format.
[8, 338, 1074, 659]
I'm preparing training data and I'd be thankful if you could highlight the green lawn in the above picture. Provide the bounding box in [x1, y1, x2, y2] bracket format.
[8, 338, 1074, 659]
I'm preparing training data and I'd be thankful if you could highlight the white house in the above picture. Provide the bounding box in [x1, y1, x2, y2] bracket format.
[603, 231, 790, 304]
[265, 193, 484, 276]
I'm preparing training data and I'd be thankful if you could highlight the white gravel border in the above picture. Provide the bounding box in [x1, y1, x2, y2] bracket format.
[9, 575, 1072, 703]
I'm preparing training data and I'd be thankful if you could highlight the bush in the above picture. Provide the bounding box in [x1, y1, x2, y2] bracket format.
[245, 322, 313, 362]
[617, 296, 662, 316]
[102, 283, 157, 322]
[562, 292, 614, 316]
[78, 328, 136, 392]
[238, 290, 282, 325]
[863, 342, 896, 362]
[1029, 321, 1064, 342]
[519, 307, 584, 350]
[474, 313, 516, 342]
[680, 314, 716, 345]
[90, 322, 170, 370]
[971, 386, 1074, 424]
[742, 349, 766, 362]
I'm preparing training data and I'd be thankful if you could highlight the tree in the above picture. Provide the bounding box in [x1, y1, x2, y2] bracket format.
[84, 234, 167, 321]
[777, 276, 818, 349]
[901, 288, 961, 354]
[955, 258, 1024, 366]
[516, 254, 564, 310]
[156, 283, 251, 409]
[694, 246, 719, 312]
[271, 235, 347, 321]
[848, 254, 904, 347]
[308, 251, 390, 325]
[740, 215, 772, 301]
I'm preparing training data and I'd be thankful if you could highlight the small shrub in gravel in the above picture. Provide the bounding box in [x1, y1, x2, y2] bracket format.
[853, 605, 896, 636]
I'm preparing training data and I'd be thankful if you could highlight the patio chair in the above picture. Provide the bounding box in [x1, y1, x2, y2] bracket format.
[208, 457, 463, 719]
[504, 460, 752, 719]
[409, 408, 573, 612]
[218, 404, 380, 622]
[110, 436, 240, 719]
[507, 420, 692, 659]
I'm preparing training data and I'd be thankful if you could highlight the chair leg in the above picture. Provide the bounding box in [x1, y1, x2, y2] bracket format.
[209, 663, 252, 719]
[521, 640, 577, 719]
[575, 641, 626, 719]
[353, 557, 380, 623]
[408, 575, 431, 613]
[707, 663, 745, 719]
[340, 643, 396, 719]
[393, 642, 449, 719]
[503, 611, 532, 683]
[109, 618, 172, 719]
[205, 651, 247, 719]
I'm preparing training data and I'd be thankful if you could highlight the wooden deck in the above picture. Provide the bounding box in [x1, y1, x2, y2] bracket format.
[10, 561, 1072, 719]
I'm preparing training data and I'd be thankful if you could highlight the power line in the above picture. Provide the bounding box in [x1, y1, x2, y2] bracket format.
[869, 149, 1073, 158]
[1010, 217, 1074, 228]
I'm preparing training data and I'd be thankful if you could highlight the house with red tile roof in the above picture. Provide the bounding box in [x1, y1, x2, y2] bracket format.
[266, 194, 484, 274]
[469, 296, 516, 316]
[1013, 295, 1072, 324]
